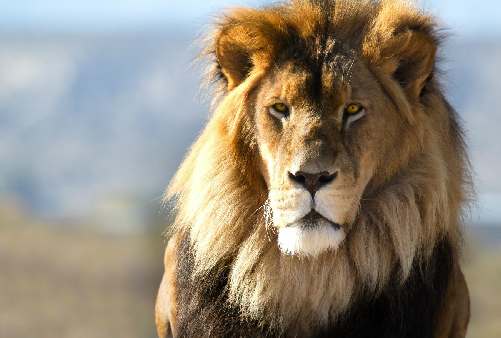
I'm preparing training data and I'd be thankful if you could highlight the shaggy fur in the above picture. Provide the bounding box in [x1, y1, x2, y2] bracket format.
[174, 234, 454, 337]
[157, 0, 471, 337]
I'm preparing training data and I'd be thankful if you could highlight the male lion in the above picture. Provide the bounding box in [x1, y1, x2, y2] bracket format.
[156, 1, 471, 337]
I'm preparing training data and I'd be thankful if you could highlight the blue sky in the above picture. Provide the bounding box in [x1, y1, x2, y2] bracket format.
[1, 0, 500, 36]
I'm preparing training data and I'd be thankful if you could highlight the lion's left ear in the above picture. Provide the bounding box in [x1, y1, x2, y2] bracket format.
[363, 5, 438, 101]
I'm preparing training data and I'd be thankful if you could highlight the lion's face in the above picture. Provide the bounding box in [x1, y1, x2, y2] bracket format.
[255, 60, 403, 256]
[182, 0, 444, 261]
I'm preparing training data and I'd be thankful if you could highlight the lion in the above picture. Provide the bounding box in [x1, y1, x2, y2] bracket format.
[155, 1, 471, 337]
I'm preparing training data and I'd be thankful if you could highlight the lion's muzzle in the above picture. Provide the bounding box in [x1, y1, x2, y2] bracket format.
[269, 181, 348, 257]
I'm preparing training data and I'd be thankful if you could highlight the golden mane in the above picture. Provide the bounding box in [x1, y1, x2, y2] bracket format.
[164, 0, 470, 332]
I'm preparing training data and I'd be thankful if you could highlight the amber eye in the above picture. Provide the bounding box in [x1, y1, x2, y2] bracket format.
[345, 103, 362, 115]
[269, 102, 290, 119]
[343, 103, 366, 128]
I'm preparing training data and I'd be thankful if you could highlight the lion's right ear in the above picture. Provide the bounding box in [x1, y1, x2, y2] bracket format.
[210, 9, 285, 90]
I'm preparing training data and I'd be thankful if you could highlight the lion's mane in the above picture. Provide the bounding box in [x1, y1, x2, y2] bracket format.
[165, 0, 470, 333]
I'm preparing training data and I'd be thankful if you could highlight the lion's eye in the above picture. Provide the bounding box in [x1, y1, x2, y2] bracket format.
[269, 102, 290, 119]
[345, 103, 362, 115]
[343, 103, 366, 128]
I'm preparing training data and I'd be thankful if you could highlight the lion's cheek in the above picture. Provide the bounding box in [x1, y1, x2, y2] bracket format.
[314, 188, 361, 226]
[257, 142, 275, 187]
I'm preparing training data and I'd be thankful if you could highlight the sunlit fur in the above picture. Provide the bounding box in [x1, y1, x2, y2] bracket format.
[165, 0, 470, 334]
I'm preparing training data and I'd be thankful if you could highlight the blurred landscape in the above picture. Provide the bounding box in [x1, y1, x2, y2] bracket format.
[0, 205, 162, 338]
[1, 32, 501, 226]
[1, 2, 501, 337]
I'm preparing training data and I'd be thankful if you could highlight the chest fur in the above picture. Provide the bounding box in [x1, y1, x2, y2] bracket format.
[174, 235, 453, 338]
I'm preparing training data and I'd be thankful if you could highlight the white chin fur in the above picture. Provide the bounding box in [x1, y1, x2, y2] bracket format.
[277, 221, 346, 257]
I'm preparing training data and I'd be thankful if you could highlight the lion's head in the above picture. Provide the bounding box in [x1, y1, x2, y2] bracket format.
[166, 0, 469, 333]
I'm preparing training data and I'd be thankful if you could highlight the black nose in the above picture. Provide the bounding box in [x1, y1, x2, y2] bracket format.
[288, 171, 337, 196]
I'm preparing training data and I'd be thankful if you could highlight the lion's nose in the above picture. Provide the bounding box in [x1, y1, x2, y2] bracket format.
[288, 170, 337, 196]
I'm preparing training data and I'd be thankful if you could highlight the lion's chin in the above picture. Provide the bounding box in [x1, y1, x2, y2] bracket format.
[277, 217, 346, 257]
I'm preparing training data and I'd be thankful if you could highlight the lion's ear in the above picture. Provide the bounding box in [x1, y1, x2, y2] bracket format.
[211, 9, 284, 90]
[363, 4, 438, 101]
[385, 27, 437, 101]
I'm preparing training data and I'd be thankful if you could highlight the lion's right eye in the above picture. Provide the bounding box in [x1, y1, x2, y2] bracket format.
[343, 103, 366, 129]
[269, 102, 290, 119]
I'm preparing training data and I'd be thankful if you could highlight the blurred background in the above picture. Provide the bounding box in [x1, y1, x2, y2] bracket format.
[0, 1, 500, 337]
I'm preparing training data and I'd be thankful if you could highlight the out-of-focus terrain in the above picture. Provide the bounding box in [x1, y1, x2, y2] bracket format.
[463, 227, 501, 338]
[0, 204, 164, 338]
[1, 204, 500, 338]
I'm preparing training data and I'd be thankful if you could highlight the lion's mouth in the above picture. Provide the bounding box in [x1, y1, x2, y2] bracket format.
[297, 210, 342, 230]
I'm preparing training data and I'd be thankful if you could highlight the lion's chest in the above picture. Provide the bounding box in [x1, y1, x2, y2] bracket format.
[174, 235, 452, 338]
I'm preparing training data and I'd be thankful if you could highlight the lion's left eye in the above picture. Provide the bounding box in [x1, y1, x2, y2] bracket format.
[269, 102, 290, 119]
[343, 103, 366, 128]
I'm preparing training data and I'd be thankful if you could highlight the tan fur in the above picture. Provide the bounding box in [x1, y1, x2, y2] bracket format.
[156, 0, 471, 336]
[155, 233, 180, 338]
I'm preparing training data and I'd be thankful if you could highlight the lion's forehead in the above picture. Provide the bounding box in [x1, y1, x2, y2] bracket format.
[265, 59, 367, 107]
